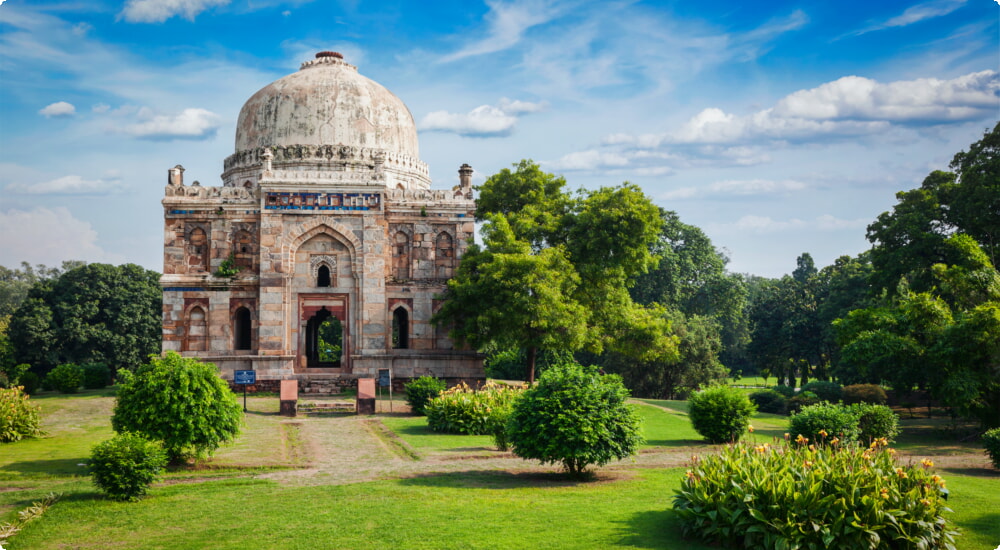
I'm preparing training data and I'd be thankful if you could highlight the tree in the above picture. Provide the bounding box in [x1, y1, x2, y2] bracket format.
[505, 362, 643, 477]
[112, 352, 242, 463]
[933, 303, 1000, 428]
[436, 161, 677, 381]
[946, 122, 1000, 266]
[0, 261, 86, 318]
[435, 216, 588, 383]
[7, 263, 161, 374]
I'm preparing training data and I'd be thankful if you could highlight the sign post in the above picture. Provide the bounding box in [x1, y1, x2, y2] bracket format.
[377, 368, 392, 413]
[234, 370, 256, 412]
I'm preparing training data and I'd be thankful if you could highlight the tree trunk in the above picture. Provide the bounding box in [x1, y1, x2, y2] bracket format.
[526, 346, 537, 384]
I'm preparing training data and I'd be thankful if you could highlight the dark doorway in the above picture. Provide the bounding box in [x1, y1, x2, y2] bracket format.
[306, 307, 342, 367]
[234, 306, 252, 350]
[392, 307, 409, 349]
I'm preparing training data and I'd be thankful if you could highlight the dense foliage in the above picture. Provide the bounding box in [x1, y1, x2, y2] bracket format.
[89, 432, 167, 501]
[7, 263, 161, 374]
[842, 383, 888, 405]
[687, 385, 756, 444]
[435, 160, 676, 383]
[404, 376, 446, 416]
[789, 402, 861, 444]
[748, 389, 787, 415]
[800, 380, 842, 402]
[506, 363, 642, 477]
[112, 352, 242, 463]
[0, 386, 43, 442]
[854, 403, 900, 444]
[46, 363, 83, 394]
[81, 362, 111, 390]
[674, 437, 957, 549]
[983, 428, 1000, 470]
[424, 381, 523, 436]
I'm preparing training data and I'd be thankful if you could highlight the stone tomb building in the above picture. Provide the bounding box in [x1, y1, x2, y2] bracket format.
[160, 52, 484, 393]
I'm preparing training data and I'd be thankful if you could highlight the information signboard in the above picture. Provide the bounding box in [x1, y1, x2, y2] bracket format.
[234, 370, 256, 385]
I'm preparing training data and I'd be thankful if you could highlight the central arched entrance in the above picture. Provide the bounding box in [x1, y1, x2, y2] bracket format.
[305, 307, 343, 367]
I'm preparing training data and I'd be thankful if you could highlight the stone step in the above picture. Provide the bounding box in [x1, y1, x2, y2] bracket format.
[298, 402, 357, 414]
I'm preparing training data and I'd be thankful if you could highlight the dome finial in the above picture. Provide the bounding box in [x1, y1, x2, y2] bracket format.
[316, 51, 343, 60]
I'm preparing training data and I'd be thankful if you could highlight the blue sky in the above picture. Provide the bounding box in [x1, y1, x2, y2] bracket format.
[0, 0, 997, 277]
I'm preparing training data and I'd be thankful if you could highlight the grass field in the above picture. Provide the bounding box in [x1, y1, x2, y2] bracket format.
[2, 389, 998, 549]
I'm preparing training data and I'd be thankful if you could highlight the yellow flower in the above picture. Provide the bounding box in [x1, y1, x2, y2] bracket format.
[921, 459, 934, 469]
[803, 460, 813, 468]
[818, 429, 828, 438]
[920, 499, 931, 507]
[748, 425, 754, 433]
[830, 437, 840, 445]
[880, 488, 889, 499]
[795, 434, 808, 445]
[895, 467, 908, 479]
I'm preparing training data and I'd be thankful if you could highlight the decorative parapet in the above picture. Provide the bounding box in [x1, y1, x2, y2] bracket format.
[223, 145, 428, 179]
[384, 187, 474, 204]
[164, 181, 258, 202]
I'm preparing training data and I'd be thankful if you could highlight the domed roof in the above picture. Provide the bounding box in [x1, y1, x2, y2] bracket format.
[234, 52, 420, 158]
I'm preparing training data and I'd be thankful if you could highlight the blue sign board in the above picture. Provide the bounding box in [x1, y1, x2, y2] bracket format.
[234, 370, 256, 385]
[377, 369, 391, 387]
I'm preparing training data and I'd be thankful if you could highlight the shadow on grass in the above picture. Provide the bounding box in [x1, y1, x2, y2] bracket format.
[396, 469, 623, 490]
[643, 439, 708, 448]
[1, 458, 89, 477]
[613, 509, 712, 549]
[941, 466, 1000, 478]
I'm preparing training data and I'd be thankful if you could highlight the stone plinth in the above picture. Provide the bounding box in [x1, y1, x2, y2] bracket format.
[279, 379, 298, 417]
[357, 378, 375, 415]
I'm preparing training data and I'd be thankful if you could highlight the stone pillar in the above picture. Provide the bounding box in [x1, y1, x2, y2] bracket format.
[458, 163, 473, 189]
[357, 378, 375, 415]
[279, 379, 298, 417]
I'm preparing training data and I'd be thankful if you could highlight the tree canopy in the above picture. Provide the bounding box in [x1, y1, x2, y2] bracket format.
[7, 263, 161, 373]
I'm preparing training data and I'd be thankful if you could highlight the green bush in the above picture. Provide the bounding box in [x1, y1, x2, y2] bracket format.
[688, 385, 756, 444]
[789, 402, 860, 444]
[112, 352, 242, 463]
[506, 363, 642, 477]
[748, 389, 787, 415]
[47, 363, 84, 394]
[983, 428, 1000, 469]
[18, 371, 40, 395]
[81, 362, 111, 390]
[853, 403, 900, 444]
[771, 385, 796, 398]
[89, 432, 167, 501]
[673, 438, 956, 548]
[404, 376, 447, 416]
[786, 390, 819, 414]
[425, 381, 522, 436]
[842, 383, 888, 405]
[0, 363, 29, 387]
[0, 386, 44, 442]
[800, 380, 843, 402]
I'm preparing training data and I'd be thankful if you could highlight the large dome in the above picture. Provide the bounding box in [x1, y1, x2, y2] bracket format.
[234, 52, 419, 158]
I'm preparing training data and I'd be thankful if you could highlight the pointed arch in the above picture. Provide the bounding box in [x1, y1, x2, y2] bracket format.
[435, 231, 455, 278]
[284, 219, 361, 274]
[184, 305, 207, 351]
[392, 231, 410, 279]
[391, 306, 409, 349]
[234, 306, 252, 350]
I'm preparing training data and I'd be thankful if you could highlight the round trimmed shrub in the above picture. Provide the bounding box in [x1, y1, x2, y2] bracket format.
[506, 363, 642, 477]
[852, 403, 900, 444]
[18, 371, 41, 395]
[982, 427, 1000, 469]
[749, 389, 787, 415]
[688, 385, 757, 444]
[789, 402, 860, 444]
[82, 362, 111, 390]
[112, 352, 242, 463]
[674, 439, 957, 548]
[842, 383, 888, 405]
[47, 363, 84, 394]
[771, 385, 796, 398]
[800, 380, 843, 402]
[0, 386, 44, 442]
[90, 432, 167, 501]
[404, 376, 446, 416]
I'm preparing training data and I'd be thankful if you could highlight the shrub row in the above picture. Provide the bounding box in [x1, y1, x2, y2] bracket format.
[674, 437, 956, 549]
[750, 383, 887, 416]
[984, 428, 1000, 470]
[790, 402, 899, 445]
[425, 381, 524, 436]
[404, 376, 446, 416]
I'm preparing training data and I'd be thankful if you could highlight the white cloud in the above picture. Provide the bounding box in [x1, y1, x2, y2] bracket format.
[851, 0, 967, 36]
[92, 103, 110, 113]
[670, 70, 999, 144]
[439, 0, 569, 63]
[661, 179, 807, 200]
[121, 107, 222, 140]
[419, 97, 544, 137]
[6, 175, 125, 195]
[0, 208, 125, 266]
[547, 149, 630, 171]
[709, 214, 869, 235]
[119, 0, 230, 23]
[39, 101, 76, 118]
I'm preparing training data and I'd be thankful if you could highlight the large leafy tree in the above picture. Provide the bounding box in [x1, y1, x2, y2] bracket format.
[0, 261, 85, 318]
[945, 122, 1000, 266]
[436, 161, 676, 382]
[8, 263, 161, 373]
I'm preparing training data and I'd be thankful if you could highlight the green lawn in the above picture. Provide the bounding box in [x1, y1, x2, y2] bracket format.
[2, 391, 998, 549]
